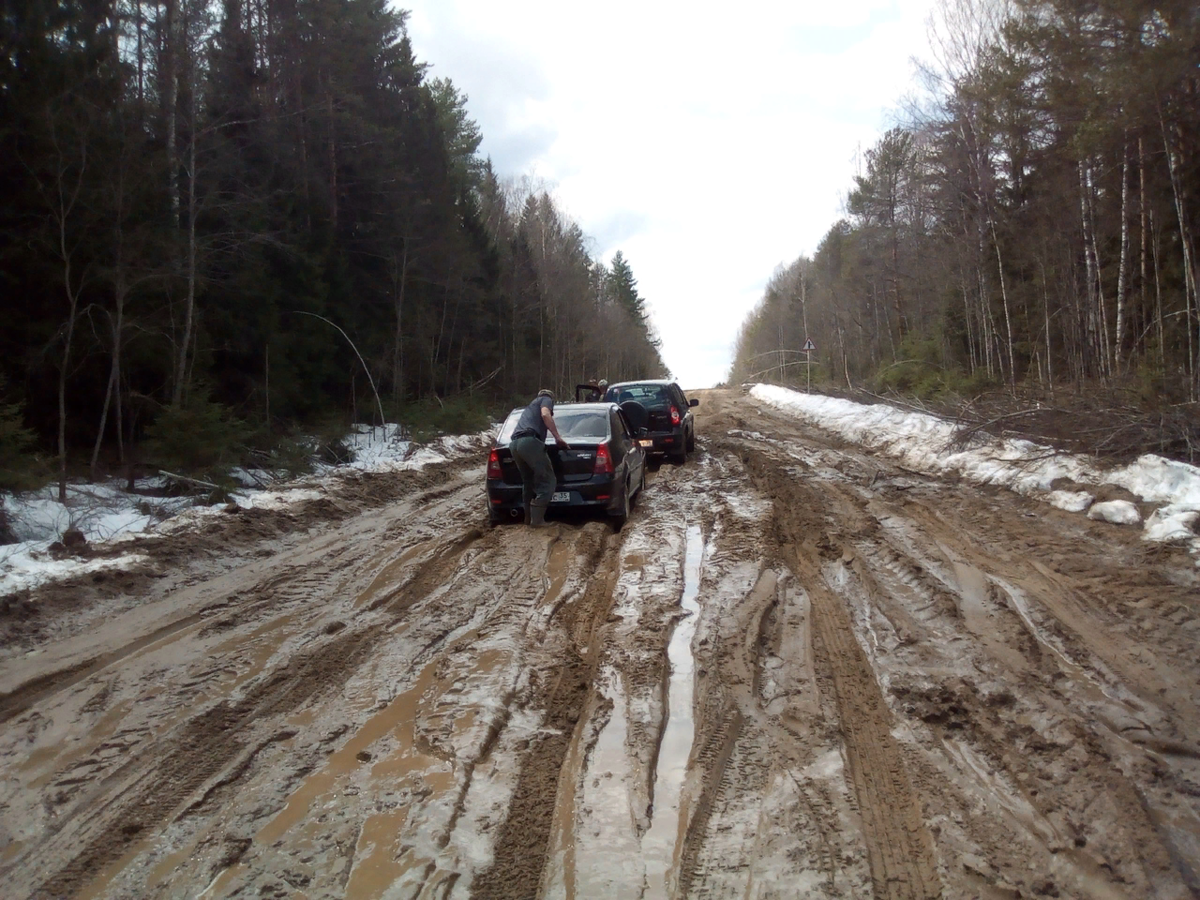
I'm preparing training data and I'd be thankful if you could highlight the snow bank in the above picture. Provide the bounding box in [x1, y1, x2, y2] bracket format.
[751, 385, 1200, 560]
[0, 545, 150, 597]
[0, 424, 492, 598]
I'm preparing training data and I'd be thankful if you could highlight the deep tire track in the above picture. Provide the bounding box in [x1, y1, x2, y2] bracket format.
[730, 438, 943, 900]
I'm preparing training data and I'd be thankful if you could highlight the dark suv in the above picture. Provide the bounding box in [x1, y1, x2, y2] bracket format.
[604, 380, 698, 463]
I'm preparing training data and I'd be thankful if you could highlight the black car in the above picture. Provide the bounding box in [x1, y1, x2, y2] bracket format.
[486, 402, 647, 528]
[603, 380, 699, 463]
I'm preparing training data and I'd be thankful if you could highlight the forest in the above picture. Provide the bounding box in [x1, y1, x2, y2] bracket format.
[0, 0, 666, 498]
[730, 0, 1199, 460]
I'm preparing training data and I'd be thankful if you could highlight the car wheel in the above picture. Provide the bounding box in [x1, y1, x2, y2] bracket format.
[670, 444, 687, 464]
[488, 505, 504, 526]
[686, 428, 695, 453]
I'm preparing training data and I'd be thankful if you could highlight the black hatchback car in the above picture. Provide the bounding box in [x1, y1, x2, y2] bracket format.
[604, 380, 699, 463]
[486, 403, 647, 528]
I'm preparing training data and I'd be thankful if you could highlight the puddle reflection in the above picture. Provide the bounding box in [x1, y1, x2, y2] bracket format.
[642, 523, 704, 899]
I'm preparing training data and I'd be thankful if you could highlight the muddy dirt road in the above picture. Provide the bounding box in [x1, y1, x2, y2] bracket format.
[3, 389, 1200, 899]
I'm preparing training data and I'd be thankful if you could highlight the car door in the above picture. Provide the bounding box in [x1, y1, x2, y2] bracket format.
[613, 408, 645, 492]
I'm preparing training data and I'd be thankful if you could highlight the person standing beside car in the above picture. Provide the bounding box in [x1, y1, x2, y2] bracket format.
[509, 389, 570, 528]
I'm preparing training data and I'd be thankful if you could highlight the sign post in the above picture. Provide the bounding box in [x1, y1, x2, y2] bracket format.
[802, 338, 816, 393]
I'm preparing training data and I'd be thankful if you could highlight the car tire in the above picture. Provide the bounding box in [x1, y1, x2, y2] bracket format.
[670, 444, 687, 464]
[686, 428, 695, 453]
[488, 505, 504, 526]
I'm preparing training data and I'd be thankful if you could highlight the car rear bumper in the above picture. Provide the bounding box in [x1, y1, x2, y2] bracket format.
[639, 427, 685, 454]
[486, 480, 623, 515]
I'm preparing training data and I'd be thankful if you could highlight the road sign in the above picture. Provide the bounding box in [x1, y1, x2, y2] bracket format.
[802, 339, 816, 351]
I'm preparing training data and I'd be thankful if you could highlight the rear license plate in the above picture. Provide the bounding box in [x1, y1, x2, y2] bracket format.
[639, 439, 654, 447]
[551, 491, 571, 503]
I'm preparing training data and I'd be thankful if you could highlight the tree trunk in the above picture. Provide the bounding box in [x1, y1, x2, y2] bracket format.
[1115, 141, 1130, 369]
[1078, 160, 1100, 378]
[164, 0, 179, 224]
[391, 242, 409, 401]
[989, 217, 1016, 387]
[1140, 137, 1153, 366]
[1162, 112, 1200, 397]
[172, 96, 198, 407]
[327, 90, 337, 230]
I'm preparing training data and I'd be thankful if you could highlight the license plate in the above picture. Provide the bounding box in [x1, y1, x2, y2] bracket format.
[639, 439, 654, 447]
[551, 491, 571, 503]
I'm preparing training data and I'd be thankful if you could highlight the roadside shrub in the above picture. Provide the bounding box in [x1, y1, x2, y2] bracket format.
[142, 395, 249, 483]
[0, 376, 41, 494]
[393, 395, 494, 442]
[266, 435, 318, 476]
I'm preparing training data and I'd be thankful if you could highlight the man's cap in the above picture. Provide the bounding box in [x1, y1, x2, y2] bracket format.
[537, 389, 554, 399]
[598, 379, 608, 387]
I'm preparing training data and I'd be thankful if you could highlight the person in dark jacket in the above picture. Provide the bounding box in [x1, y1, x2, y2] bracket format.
[509, 389, 570, 527]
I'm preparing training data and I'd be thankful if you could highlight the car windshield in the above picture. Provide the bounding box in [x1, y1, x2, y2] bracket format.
[608, 384, 670, 405]
[497, 407, 609, 442]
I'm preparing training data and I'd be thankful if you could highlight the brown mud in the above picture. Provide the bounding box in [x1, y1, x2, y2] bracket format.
[2, 390, 1198, 899]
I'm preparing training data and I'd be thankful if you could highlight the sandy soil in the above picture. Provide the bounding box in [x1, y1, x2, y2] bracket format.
[2, 389, 1199, 900]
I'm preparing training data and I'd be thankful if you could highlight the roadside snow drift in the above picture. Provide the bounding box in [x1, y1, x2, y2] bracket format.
[0, 425, 493, 598]
[752, 384, 1200, 560]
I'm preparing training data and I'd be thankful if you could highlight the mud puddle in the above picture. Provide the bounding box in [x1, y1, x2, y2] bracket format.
[642, 523, 705, 898]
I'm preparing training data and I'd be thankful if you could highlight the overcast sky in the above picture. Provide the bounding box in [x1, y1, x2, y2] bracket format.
[402, 1, 939, 389]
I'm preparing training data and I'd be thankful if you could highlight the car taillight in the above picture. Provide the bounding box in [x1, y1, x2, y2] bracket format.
[670, 405, 681, 425]
[487, 448, 502, 478]
[593, 442, 614, 475]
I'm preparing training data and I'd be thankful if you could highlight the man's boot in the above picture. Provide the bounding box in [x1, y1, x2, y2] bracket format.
[528, 502, 549, 528]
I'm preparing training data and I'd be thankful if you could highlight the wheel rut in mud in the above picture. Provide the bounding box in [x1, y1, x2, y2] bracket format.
[3, 390, 1200, 900]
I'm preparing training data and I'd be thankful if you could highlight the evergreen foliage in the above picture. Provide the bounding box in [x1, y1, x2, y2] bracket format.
[0, 377, 40, 493]
[141, 395, 250, 482]
[0, 0, 666, 481]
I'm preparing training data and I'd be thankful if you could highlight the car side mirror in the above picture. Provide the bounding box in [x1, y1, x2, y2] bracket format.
[689, 398, 699, 407]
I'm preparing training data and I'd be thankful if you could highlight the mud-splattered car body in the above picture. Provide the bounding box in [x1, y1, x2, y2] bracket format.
[604, 380, 699, 463]
[486, 402, 647, 526]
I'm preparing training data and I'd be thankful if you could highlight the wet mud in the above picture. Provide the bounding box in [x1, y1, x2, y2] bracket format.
[2, 391, 1199, 898]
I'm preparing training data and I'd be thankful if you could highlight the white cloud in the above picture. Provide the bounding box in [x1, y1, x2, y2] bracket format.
[403, 0, 939, 387]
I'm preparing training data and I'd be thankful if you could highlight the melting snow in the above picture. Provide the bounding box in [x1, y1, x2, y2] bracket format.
[1087, 500, 1142, 525]
[1, 424, 493, 597]
[752, 384, 1200, 561]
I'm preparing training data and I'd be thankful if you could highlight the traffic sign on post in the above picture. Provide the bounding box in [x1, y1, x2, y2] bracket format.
[802, 339, 816, 392]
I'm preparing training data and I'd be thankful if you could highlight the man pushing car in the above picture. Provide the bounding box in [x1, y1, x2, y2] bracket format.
[509, 389, 570, 528]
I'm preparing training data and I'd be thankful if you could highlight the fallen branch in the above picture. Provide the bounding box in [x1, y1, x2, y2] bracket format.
[159, 469, 222, 491]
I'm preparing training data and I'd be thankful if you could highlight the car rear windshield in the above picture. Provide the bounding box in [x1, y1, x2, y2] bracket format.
[498, 409, 523, 443]
[554, 409, 610, 439]
[498, 407, 610, 442]
[609, 384, 670, 405]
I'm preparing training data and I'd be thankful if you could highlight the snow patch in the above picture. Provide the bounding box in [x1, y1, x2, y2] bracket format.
[1086, 500, 1141, 525]
[1144, 508, 1199, 543]
[1046, 491, 1093, 513]
[1, 424, 492, 597]
[0, 546, 150, 598]
[751, 384, 1200, 561]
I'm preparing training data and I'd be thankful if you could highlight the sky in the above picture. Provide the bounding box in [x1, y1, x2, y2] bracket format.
[400, 1, 942, 389]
